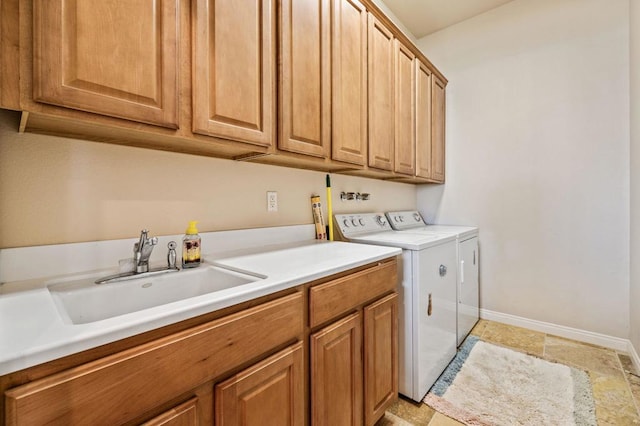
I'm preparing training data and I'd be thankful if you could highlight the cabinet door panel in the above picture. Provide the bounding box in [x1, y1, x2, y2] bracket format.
[394, 42, 415, 176]
[311, 312, 363, 426]
[331, 0, 367, 165]
[431, 74, 446, 182]
[367, 14, 394, 171]
[142, 398, 199, 426]
[33, 0, 179, 128]
[364, 293, 398, 426]
[216, 342, 304, 426]
[415, 61, 432, 179]
[279, 0, 330, 157]
[193, 0, 275, 147]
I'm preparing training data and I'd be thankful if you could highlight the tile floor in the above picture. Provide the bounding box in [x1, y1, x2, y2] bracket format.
[377, 319, 640, 425]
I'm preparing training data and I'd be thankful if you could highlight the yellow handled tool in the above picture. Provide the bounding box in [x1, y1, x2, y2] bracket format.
[326, 174, 334, 241]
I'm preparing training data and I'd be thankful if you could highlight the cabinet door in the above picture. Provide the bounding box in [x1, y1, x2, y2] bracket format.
[364, 293, 398, 426]
[215, 342, 304, 426]
[279, 0, 330, 157]
[415, 61, 432, 179]
[192, 0, 275, 147]
[394, 41, 415, 176]
[32, 0, 179, 128]
[331, 0, 367, 165]
[367, 14, 394, 171]
[431, 74, 446, 182]
[311, 312, 363, 426]
[458, 237, 479, 346]
[142, 398, 199, 426]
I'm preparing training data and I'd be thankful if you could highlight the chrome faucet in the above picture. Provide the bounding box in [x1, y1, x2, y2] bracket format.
[95, 230, 179, 284]
[133, 229, 158, 273]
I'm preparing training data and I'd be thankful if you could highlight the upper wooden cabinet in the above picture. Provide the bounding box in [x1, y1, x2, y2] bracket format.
[32, 0, 179, 128]
[431, 74, 446, 183]
[4, 0, 447, 182]
[415, 60, 433, 179]
[394, 41, 416, 176]
[331, 0, 368, 166]
[278, 0, 331, 157]
[192, 0, 276, 148]
[367, 14, 395, 172]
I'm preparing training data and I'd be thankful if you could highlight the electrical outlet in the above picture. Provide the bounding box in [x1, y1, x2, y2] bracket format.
[267, 191, 278, 212]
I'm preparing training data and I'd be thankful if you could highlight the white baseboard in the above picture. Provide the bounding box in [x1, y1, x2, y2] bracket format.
[480, 308, 630, 353]
[628, 341, 640, 374]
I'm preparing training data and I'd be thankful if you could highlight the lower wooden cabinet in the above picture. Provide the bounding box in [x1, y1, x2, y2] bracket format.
[311, 313, 363, 426]
[216, 342, 304, 426]
[364, 294, 398, 425]
[310, 261, 399, 426]
[2, 259, 398, 426]
[143, 398, 200, 426]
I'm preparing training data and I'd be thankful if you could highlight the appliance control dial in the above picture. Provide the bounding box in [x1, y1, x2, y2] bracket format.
[343, 219, 350, 227]
[375, 215, 387, 227]
[351, 218, 358, 226]
[414, 213, 421, 222]
[359, 218, 365, 226]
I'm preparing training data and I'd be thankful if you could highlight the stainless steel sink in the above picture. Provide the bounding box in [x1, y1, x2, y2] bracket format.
[47, 265, 262, 324]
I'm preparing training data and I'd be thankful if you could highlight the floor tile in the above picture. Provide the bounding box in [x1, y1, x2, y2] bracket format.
[375, 412, 414, 426]
[386, 396, 435, 425]
[469, 319, 488, 337]
[619, 353, 639, 375]
[480, 321, 545, 356]
[544, 335, 623, 378]
[427, 412, 465, 426]
[590, 371, 640, 425]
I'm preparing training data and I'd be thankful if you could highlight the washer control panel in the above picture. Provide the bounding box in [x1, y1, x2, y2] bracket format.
[385, 210, 427, 230]
[334, 213, 392, 238]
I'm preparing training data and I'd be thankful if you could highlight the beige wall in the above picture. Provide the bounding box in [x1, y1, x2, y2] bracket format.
[0, 110, 416, 248]
[417, 0, 630, 338]
[630, 0, 640, 351]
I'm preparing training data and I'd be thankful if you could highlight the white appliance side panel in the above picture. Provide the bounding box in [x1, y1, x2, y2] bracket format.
[458, 237, 480, 346]
[398, 250, 414, 399]
[414, 241, 457, 400]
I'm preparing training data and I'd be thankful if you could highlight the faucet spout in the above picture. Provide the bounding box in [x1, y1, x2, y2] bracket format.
[134, 229, 158, 273]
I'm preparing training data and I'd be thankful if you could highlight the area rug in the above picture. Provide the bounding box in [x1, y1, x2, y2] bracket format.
[424, 336, 597, 426]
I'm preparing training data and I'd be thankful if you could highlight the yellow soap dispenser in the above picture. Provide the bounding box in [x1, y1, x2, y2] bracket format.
[182, 221, 201, 268]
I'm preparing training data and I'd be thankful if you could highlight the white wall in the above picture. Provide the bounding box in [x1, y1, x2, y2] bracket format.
[0, 110, 416, 248]
[417, 0, 630, 338]
[631, 0, 640, 349]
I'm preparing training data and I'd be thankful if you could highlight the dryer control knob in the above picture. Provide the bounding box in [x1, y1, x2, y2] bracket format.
[359, 218, 365, 226]
[375, 215, 387, 226]
[351, 219, 358, 226]
[413, 213, 421, 222]
[343, 219, 350, 227]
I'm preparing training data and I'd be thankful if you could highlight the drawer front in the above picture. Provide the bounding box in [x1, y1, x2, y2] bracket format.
[5, 293, 303, 426]
[309, 259, 397, 328]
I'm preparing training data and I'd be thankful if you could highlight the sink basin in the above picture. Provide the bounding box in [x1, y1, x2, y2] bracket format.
[48, 266, 262, 324]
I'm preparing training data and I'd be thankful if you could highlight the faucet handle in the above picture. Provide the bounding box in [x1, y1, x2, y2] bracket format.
[149, 236, 158, 246]
[167, 241, 178, 269]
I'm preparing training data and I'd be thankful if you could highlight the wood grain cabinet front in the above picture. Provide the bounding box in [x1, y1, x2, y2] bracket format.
[192, 0, 276, 148]
[32, 0, 179, 128]
[4, 293, 302, 426]
[309, 259, 399, 426]
[430, 74, 447, 183]
[215, 342, 304, 426]
[1, 260, 398, 426]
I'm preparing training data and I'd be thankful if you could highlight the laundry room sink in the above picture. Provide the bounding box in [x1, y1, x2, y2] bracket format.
[47, 265, 263, 324]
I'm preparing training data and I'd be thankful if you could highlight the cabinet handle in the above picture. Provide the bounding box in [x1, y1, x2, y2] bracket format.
[439, 265, 447, 277]
[427, 293, 432, 316]
[473, 250, 476, 265]
[460, 260, 464, 284]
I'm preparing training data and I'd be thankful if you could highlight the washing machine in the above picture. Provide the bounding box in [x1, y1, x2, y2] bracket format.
[334, 213, 458, 401]
[386, 211, 479, 346]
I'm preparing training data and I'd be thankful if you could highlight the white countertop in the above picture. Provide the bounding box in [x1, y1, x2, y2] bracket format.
[0, 239, 400, 375]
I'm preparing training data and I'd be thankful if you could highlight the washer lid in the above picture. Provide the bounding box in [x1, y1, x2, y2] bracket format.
[348, 231, 456, 251]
